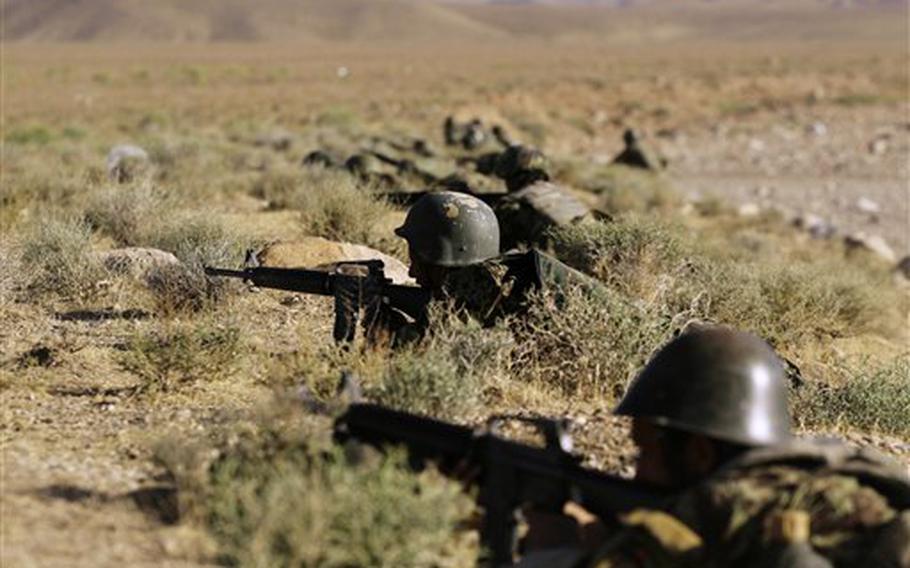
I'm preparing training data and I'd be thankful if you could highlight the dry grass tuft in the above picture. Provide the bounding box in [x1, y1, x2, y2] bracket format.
[792, 356, 910, 437]
[83, 182, 170, 246]
[19, 216, 108, 300]
[512, 286, 671, 401]
[254, 166, 396, 250]
[120, 320, 244, 396]
[156, 404, 477, 567]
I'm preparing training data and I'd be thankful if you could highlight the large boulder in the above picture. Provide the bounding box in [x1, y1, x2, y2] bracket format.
[255, 237, 413, 285]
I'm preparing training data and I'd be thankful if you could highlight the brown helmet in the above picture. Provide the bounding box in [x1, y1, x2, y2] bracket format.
[615, 327, 792, 447]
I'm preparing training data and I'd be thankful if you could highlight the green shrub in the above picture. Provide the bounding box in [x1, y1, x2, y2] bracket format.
[20, 216, 107, 299]
[5, 126, 53, 145]
[145, 263, 236, 315]
[550, 217, 684, 298]
[159, 410, 477, 568]
[143, 213, 247, 267]
[792, 357, 910, 437]
[375, 313, 513, 419]
[252, 166, 393, 249]
[550, 217, 896, 349]
[294, 169, 393, 248]
[677, 258, 889, 347]
[512, 286, 670, 400]
[84, 183, 170, 246]
[210, 450, 475, 568]
[121, 321, 243, 395]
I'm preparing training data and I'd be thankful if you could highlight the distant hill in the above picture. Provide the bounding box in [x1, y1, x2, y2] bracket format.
[0, 0, 505, 43]
[2, 0, 905, 43]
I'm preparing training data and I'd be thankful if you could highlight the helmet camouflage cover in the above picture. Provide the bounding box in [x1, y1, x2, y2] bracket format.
[615, 327, 792, 446]
[395, 191, 500, 267]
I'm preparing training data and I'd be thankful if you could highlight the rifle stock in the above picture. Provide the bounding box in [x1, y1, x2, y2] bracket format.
[334, 403, 672, 565]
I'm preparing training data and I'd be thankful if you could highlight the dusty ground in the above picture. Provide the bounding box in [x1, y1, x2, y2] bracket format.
[665, 106, 910, 255]
[2, 40, 908, 566]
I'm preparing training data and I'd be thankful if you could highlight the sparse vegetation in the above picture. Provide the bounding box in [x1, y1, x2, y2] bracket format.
[792, 356, 910, 437]
[121, 320, 243, 395]
[142, 213, 248, 267]
[293, 169, 394, 249]
[156, 406, 477, 567]
[83, 183, 170, 246]
[512, 286, 670, 400]
[0, 238, 20, 307]
[557, 163, 679, 215]
[2, 29, 908, 566]
[19, 216, 107, 299]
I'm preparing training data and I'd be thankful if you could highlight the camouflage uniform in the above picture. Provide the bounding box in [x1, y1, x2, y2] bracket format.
[439, 249, 604, 326]
[586, 441, 910, 568]
[495, 181, 594, 250]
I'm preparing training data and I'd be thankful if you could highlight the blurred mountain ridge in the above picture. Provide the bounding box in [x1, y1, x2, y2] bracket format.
[2, 0, 906, 43]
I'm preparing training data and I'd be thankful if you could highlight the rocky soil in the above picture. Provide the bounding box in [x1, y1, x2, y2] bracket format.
[661, 105, 909, 258]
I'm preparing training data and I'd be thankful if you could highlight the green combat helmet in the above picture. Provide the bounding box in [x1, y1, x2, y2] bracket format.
[615, 327, 792, 446]
[395, 191, 500, 267]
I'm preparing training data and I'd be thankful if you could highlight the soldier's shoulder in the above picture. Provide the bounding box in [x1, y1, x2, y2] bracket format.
[677, 439, 910, 566]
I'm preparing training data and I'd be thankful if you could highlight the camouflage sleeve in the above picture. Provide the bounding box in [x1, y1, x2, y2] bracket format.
[587, 509, 703, 568]
[683, 466, 902, 567]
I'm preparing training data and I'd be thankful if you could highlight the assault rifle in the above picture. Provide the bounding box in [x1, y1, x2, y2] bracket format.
[334, 403, 673, 565]
[204, 260, 431, 344]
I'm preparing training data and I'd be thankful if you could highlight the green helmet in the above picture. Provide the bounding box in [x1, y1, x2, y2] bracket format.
[394, 191, 500, 267]
[615, 327, 792, 447]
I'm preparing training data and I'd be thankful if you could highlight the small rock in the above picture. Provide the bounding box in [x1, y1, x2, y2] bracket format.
[106, 144, 149, 183]
[738, 203, 762, 217]
[855, 197, 881, 215]
[844, 233, 897, 263]
[754, 185, 774, 199]
[868, 137, 889, 155]
[94, 247, 181, 280]
[793, 213, 837, 239]
[806, 122, 827, 137]
[748, 138, 765, 152]
[336, 66, 350, 79]
[254, 129, 294, 152]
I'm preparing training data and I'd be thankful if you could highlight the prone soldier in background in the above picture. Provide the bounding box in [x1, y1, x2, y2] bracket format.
[518, 327, 910, 568]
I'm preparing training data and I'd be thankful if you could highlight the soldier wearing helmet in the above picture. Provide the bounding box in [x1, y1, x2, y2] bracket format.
[518, 326, 910, 568]
[394, 190, 602, 332]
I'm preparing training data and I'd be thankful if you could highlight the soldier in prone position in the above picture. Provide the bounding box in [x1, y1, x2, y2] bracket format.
[393, 190, 603, 332]
[517, 327, 910, 568]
